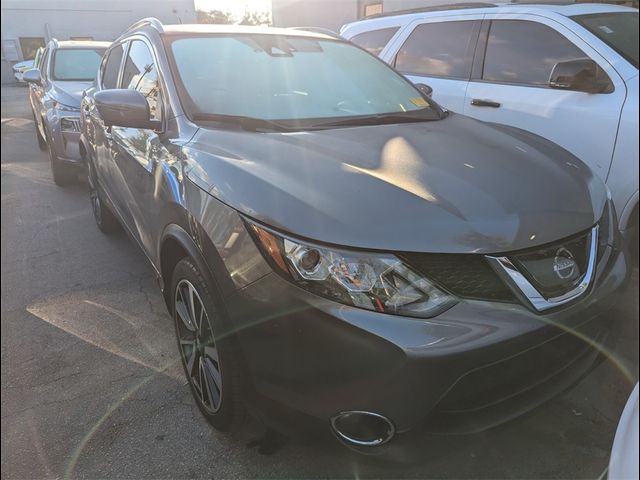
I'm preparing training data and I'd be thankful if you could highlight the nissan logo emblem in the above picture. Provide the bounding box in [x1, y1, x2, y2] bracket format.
[553, 247, 577, 280]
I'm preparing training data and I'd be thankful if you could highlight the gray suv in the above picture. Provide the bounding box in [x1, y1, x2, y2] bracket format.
[80, 19, 629, 452]
[24, 39, 109, 186]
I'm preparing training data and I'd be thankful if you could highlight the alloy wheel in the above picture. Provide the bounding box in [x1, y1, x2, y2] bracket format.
[87, 164, 102, 224]
[174, 279, 223, 413]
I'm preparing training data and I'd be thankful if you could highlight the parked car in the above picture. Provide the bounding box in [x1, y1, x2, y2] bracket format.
[80, 18, 629, 451]
[12, 59, 34, 83]
[23, 39, 109, 186]
[341, 3, 639, 257]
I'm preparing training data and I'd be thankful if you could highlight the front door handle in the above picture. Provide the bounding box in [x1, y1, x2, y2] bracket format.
[471, 99, 501, 108]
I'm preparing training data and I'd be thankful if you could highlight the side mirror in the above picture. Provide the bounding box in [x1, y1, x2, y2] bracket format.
[415, 83, 433, 98]
[94, 89, 161, 129]
[22, 69, 42, 85]
[549, 58, 612, 94]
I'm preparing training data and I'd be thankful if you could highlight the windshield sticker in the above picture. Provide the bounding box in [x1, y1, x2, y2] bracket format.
[410, 97, 429, 107]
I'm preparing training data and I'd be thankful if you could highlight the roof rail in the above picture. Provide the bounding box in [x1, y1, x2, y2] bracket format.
[123, 17, 164, 35]
[364, 2, 497, 19]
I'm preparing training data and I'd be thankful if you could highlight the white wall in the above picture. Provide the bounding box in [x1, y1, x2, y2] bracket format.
[271, 0, 490, 31]
[1, 0, 196, 46]
[1, 0, 195, 82]
[272, 0, 359, 31]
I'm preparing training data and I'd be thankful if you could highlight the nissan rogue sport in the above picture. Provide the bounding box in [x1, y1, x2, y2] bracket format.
[79, 18, 629, 451]
[24, 39, 109, 185]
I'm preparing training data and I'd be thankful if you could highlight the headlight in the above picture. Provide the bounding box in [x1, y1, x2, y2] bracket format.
[247, 221, 457, 318]
[52, 100, 80, 113]
[60, 117, 80, 132]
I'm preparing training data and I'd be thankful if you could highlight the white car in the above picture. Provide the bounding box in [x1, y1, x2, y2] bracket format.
[341, 3, 639, 251]
[609, 383, 639, 479]
[12, 59, 34, 82]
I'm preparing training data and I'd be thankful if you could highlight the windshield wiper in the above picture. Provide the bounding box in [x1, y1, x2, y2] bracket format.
[309, 110, 441, 129]
[192, 113, 292, 132]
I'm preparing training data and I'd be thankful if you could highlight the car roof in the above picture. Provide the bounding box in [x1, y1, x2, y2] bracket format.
[342, 2, 637, 32]
[53, 40, 111, 49]
[160, 23, 338, 40]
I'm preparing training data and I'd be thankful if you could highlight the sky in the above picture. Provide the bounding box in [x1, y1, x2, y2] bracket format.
[194, 0, 272, 15]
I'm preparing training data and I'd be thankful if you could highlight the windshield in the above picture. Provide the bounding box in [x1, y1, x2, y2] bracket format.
[165, 34, 438, 127]
[52, 48, 106, 81]
[572, 12, 639, 68]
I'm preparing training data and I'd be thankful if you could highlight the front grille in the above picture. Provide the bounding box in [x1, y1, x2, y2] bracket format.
[60, 117, 81, 132]
[400, 253, 516, 303]
[510, 229, 592, 299]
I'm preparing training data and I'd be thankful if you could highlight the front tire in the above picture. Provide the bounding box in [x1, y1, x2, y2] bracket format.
[87, 158, 120, 234]
[171, 257, 245, 431]
[33, 113, 46, 151]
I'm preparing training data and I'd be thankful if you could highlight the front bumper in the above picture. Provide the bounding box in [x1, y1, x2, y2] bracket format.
[224, 241, 630, 439]
[48, 112, 82, 164]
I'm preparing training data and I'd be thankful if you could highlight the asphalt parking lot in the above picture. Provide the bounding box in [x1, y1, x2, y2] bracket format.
[1, 83, 638, 479]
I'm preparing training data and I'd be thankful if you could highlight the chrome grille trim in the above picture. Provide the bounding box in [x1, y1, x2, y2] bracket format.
[486, 225, 599, 312]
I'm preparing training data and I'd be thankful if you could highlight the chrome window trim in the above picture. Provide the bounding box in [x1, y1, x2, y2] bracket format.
[486, 225, 599, 312]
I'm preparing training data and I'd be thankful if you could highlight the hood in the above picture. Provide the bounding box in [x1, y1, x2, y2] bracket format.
[184, 113, 606, 254]
[50, 80, 93, 108]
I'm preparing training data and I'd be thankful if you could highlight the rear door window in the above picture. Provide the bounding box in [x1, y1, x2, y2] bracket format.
[349, 27, 399, 56]
[394, 20, 480, 79]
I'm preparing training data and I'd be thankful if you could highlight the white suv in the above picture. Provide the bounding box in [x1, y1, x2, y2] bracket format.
[341, 3, 639, 250]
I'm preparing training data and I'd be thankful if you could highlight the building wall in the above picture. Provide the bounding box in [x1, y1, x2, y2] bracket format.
[271, 0, 471, 30]
[272, 0, 360, 31]
[1, 0, 195, 83]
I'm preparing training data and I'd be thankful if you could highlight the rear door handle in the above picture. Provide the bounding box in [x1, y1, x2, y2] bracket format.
[471, 99, 501, 108]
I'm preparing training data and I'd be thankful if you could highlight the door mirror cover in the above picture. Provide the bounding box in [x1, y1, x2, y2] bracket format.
[94, 89, 160, 129]
[414, 83, 433, 98]
[22, 69, 42, 85]
[549, 58, 612, 94]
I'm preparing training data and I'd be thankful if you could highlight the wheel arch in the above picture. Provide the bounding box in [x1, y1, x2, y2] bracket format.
[619, 191, 639, 233]
[158, 223, 236, 312]
[79, 134, 92, 164]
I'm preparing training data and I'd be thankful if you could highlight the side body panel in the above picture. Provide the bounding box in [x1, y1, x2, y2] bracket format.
[607, 74, 639, 232]
[464, 13, 627, 183]
[31, 46, 51, 141]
